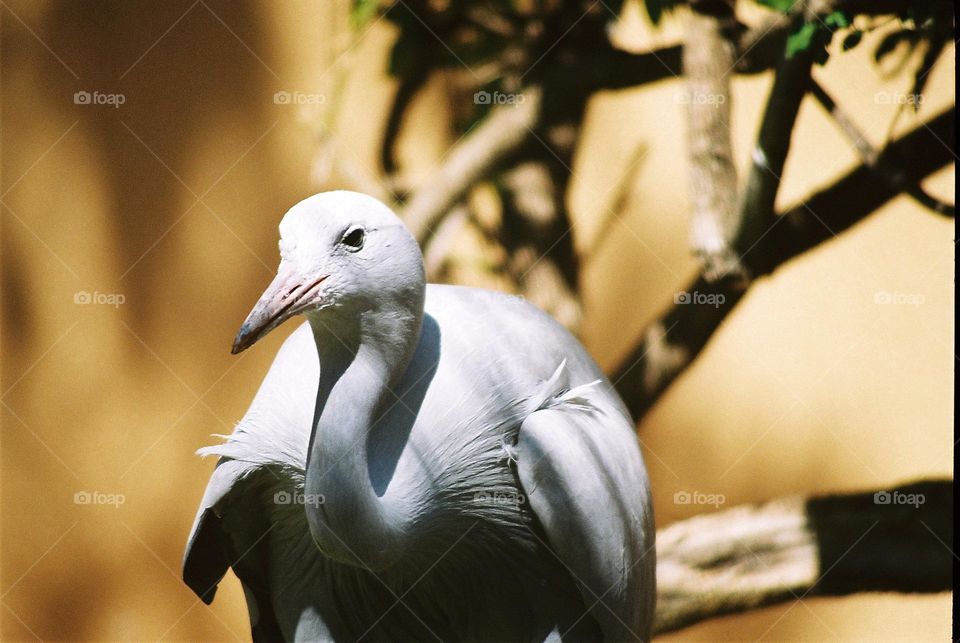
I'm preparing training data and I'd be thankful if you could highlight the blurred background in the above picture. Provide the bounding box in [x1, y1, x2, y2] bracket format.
[1, 1, 953, 640]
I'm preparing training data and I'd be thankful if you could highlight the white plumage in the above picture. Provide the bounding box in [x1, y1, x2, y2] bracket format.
[184, 191, 655, 641]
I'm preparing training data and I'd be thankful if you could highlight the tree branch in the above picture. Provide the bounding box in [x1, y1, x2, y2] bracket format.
[654, 479, 953, 635]
[809, 80, 954, 217]
[684, 0, 741, 278]
[733, 13, 816, 281]
[400, 87, 541, 244]
[391, 23, 792, 250]
[391, 20, 809, 252]
[613, 108, 954, 420]
[756, 107, 954, 271]
[499, 161, 583, 330]
[612, 30, 816, 413]
[384, 0, 945, 250]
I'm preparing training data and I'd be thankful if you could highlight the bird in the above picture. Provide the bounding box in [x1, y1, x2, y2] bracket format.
[183, 191, 655, 642]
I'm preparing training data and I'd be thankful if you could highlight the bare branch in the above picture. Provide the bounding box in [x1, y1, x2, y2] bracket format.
[613, 108, 954, 420]
[401, 87, 542, 244]
[500, 161, 583, 331]
[810, 80, 955, 217]
[391, 22, 806, 253]
[613, 26, 816, 416]
[654, 479, 953, 635]
[684, 1, 741, 279]
[758, 107, 954, 270]
[390, 25, 787, 253]
[656, 494, 816, 634]
[734, 15, 815, 281]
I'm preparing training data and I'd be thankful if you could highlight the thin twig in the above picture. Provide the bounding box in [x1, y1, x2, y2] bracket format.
[810, 80, 954, 216]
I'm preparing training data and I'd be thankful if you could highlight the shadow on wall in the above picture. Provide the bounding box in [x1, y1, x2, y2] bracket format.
[2, 1, 312, 639]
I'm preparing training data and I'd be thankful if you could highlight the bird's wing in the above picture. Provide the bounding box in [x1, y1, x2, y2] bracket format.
[516, 368, 656, 642]
[183, 458, 285, 642]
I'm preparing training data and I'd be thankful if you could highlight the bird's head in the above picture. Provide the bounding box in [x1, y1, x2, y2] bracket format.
[231, 191, 425, 354]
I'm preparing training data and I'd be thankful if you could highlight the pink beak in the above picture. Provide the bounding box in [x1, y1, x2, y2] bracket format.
[231, 263, 328, 354]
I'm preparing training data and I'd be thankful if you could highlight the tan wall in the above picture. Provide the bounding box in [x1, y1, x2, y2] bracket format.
[1, 1, 952, 640]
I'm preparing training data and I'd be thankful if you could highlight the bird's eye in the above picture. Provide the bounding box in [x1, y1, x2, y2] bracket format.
[341, 227, 365, 251]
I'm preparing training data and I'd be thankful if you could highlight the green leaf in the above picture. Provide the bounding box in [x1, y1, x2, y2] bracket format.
[756, 0, 796, 12]
[785, 22, 817, 58]
[823, 10, 849, 29]
[350, 0, 379, 29]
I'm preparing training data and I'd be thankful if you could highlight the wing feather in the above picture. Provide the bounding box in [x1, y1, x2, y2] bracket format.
[516, 375, 656, 641]
[183, 459, 285, 642]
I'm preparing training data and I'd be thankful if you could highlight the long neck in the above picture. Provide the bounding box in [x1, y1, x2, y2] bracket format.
[303, 299, 423, 570]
